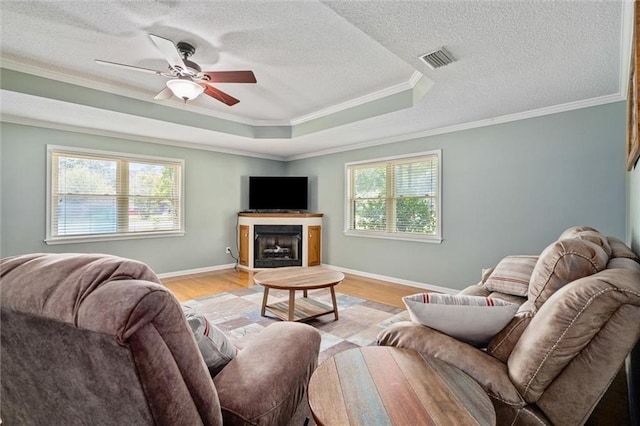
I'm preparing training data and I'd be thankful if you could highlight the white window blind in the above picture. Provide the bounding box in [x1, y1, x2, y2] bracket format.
[345, 150, 441, 242]
[46, 146, 184, 244]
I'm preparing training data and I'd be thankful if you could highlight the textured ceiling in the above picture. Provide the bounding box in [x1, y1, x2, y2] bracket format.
[0, 1, 632, 159]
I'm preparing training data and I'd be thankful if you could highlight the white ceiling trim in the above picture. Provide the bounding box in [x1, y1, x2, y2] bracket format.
[0, 1, 630, 158]
[0, 56, 424, 129]
[0, 57, 279, 126]
[289, 71, 426, 126]
[286, 92, 626, 161]
[0, 114, 284, 161]
[3, 89, 623, 164]
[1, 1, 632, 160]
[618, 0, 635, 98]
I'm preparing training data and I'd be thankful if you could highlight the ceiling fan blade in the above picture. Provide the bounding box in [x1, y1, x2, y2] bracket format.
[200, 71, 257, 84]
[154, 86, 173, 100]
[95, 59, 172, 77]
[149, 34, 187, 72]
[200, 83, 240, 106]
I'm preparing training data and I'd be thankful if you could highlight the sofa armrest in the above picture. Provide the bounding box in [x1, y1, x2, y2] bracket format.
[214, 322, 321, 425]
[378, 321, 524, 407]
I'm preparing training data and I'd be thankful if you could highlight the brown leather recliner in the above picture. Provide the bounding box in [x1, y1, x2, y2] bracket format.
[0, 253, 321, 425]
[378, 227, 640, 426]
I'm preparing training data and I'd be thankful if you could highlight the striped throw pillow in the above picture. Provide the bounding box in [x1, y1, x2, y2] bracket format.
[403, 293, 518, 347]
[182, 304, 237, 377]
[483, 255, 538, 297]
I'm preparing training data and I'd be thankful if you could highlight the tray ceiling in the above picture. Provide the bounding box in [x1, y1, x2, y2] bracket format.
[0, 1, 632, 159]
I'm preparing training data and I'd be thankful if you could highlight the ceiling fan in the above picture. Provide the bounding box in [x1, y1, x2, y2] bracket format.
[95, 34, 256, 106]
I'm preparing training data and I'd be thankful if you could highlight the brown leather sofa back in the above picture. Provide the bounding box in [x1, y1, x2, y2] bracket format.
[380, 228, 640, 426]
[527, 239, 609, 310]
[0, 253, 223, 425]
[558, 226, 612, 257]
[510, 266, 640, 425]
[488, 237, 609, 363]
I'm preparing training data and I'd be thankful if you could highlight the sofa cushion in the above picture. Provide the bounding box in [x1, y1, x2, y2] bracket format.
[214, 322, 321, 425]
[0, 253, 161, 324]
[558, 225, 599, 239]
[608, 257, 640, 273]
[481, 267, 495, 283]
[458, 285, 525, 308]
[487, 291, 527, 305]
[403, 293, 518, 347]
[528, 239, 609, 309]
[0, 254, 224, 426]
[459, 283, 491, 297]
[487, 301, 535, 362]
[559, 226, 612, 257]
[510, 268, 640, 407]
[483, 255, 538, 297]
[181, 304, 236, 377]
[377, 322, 526, 407]
[608, 236, 640, 261]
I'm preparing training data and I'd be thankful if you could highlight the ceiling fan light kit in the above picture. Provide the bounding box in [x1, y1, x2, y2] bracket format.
[95, 34, 256, 106]
[166, 78, 204, 101]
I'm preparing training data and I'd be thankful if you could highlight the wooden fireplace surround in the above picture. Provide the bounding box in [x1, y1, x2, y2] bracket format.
[237, 212, 323, 270]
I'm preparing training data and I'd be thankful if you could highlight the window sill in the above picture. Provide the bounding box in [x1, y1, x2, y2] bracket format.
[344, 230, 442, 244]
[45, 230, 185, 245]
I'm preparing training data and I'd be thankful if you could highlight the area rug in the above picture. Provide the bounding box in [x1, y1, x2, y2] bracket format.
[182, 286, 410, 363]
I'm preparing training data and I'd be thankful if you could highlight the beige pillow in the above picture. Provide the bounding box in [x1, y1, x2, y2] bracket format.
[483, 255, 538, 297]
[403, 293, 518, 347]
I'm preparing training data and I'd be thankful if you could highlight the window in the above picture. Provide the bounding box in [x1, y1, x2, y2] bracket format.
[46, 146, 184, 244]
[345, 150, 441, 242]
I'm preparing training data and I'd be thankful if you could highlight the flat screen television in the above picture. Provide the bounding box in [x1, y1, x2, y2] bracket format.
[249, 176, 308, 211]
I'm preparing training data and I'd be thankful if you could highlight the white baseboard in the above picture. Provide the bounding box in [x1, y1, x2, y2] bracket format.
[157, 263, 237, 279]
[158, 262, 457, 294]
[321, 264, 457, 294]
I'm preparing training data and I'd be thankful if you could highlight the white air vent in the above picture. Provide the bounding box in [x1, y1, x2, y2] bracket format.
[420, 48, 455, 69]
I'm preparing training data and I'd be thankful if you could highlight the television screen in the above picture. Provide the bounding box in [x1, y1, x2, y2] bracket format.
[249, 176, 308, 211]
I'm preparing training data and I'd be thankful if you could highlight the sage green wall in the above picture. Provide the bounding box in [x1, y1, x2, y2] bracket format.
[0, 102, 628, 282]
[0, 123, 284, 273]
[287, 102, 627, 290]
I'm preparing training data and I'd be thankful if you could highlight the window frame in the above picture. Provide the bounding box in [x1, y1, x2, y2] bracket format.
[344, 150, 442, 243]
[45, 145, 185, 245]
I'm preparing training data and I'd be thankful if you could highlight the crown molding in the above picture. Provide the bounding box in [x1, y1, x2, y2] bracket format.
[2, 90, 625, 163]
[2, 3, 631, 161]
[286, 93, 625, 161]
[289, 71, 427, 125]
[0, 57, 426, 129]
[0, 57, 262, 126]
[1, 57, 148, 98]
[0, 114, 286, 161]
[619, 0, 635, 98]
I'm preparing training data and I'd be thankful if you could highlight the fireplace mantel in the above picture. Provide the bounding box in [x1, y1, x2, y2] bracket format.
[238, 212, 323, 218]
[237, 213, 323, 270]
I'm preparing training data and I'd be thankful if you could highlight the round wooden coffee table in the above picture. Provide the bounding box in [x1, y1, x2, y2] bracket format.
[309, 346, 496, 425]
[253, 266, 344, 322]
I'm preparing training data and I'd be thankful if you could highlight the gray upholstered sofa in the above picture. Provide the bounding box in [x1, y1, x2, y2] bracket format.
[0, 253, 321, 425]
[379, 226, 640, 426]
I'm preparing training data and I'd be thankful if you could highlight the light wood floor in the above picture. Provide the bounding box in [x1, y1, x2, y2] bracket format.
[162, 266, 630, 425]
[162, 267, 424, 308]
